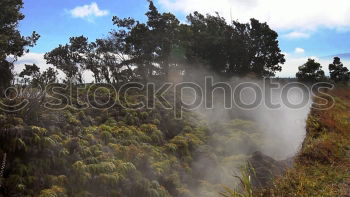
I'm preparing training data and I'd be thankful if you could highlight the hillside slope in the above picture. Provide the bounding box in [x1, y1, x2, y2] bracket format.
[0, 86, 280, 197]
[259, 88, 350, 196]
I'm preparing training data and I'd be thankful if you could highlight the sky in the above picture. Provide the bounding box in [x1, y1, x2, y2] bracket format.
[16, 0, 350, 78]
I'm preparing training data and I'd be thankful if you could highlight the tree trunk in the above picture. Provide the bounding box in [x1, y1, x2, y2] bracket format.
[0, 153, 7, 188]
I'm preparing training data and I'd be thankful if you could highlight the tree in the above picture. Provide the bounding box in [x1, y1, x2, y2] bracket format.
[40, 67, 59, 85]
[296, 58, 326, 82]
[185, 13, 285, 77]
[328, 57, 350, 83]
[0, 0, 39, 90]
[19, 64, 41, 85]
[243, 19, 285, 77]
[19, 64, 58, 87]
[45, 36, 88, 84]
[112, 1, 183, 81]
[145, 1, 182, 77]
[85, 38, 133, 84]
[48, 1, 285, 82]
[112, 14, 155, 82]
[184, 12, 231, 75]
[85, 39, 114, 83]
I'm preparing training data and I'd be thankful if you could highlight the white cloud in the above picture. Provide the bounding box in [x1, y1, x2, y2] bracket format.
[69, 2, 109, 21]
[158, 0, 350, 31]
[283, 31, 310, 39]
[294, 48, 305, 54]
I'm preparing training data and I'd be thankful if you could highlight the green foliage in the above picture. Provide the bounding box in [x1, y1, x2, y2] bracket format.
[0, 0, 39, 89]
[20, 66, 59, 87]
[44, 1, 284, 83]
[44, 36, 89, 83]
[0, 91, 207, 197]
[185, 14, 285, 77]
[0, 3, 291, 196]
[296, 58, 326, 82]
[220, 165, 254, 197]
[0, 87, 278, 197]
[39, 186, 68, 197]
[329, 57, 350, 83]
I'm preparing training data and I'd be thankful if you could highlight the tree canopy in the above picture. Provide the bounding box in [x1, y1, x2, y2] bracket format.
[296, 58, 326, 82]
[0, 0, 39, 90]
[19, 64, 58, 87]
[185, 13, 285, 77]
[329, 57, 350, 83]
[44, 36, 88, 84]
[45, 1, 285, 83]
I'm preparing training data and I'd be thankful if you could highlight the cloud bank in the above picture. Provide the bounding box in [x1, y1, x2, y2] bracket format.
[158, 0, 350, 31]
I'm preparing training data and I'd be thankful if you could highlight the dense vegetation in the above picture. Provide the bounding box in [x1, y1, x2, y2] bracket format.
[0, 85, 285, 197]
[0, 2, 288, 196]
[1, 1, 349, 197]
[40, 1, 286, 85]
[296, 57, 350, 83]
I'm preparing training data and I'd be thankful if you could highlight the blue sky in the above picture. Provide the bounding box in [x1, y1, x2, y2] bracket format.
[20, 0, 149, 53]
[17, 0, 350, 77]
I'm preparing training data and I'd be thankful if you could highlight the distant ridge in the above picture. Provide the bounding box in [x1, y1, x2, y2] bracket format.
[320, 53, 350, 60]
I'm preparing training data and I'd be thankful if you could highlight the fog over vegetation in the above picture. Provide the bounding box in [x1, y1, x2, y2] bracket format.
[0, 0, 348, 197]
[185, 75, 313, 160]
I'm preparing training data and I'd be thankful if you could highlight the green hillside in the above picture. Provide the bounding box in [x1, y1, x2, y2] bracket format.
[0, 86, 280, 197]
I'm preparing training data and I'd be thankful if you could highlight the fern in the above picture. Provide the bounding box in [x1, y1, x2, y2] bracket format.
[219, 164, 255, 197]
